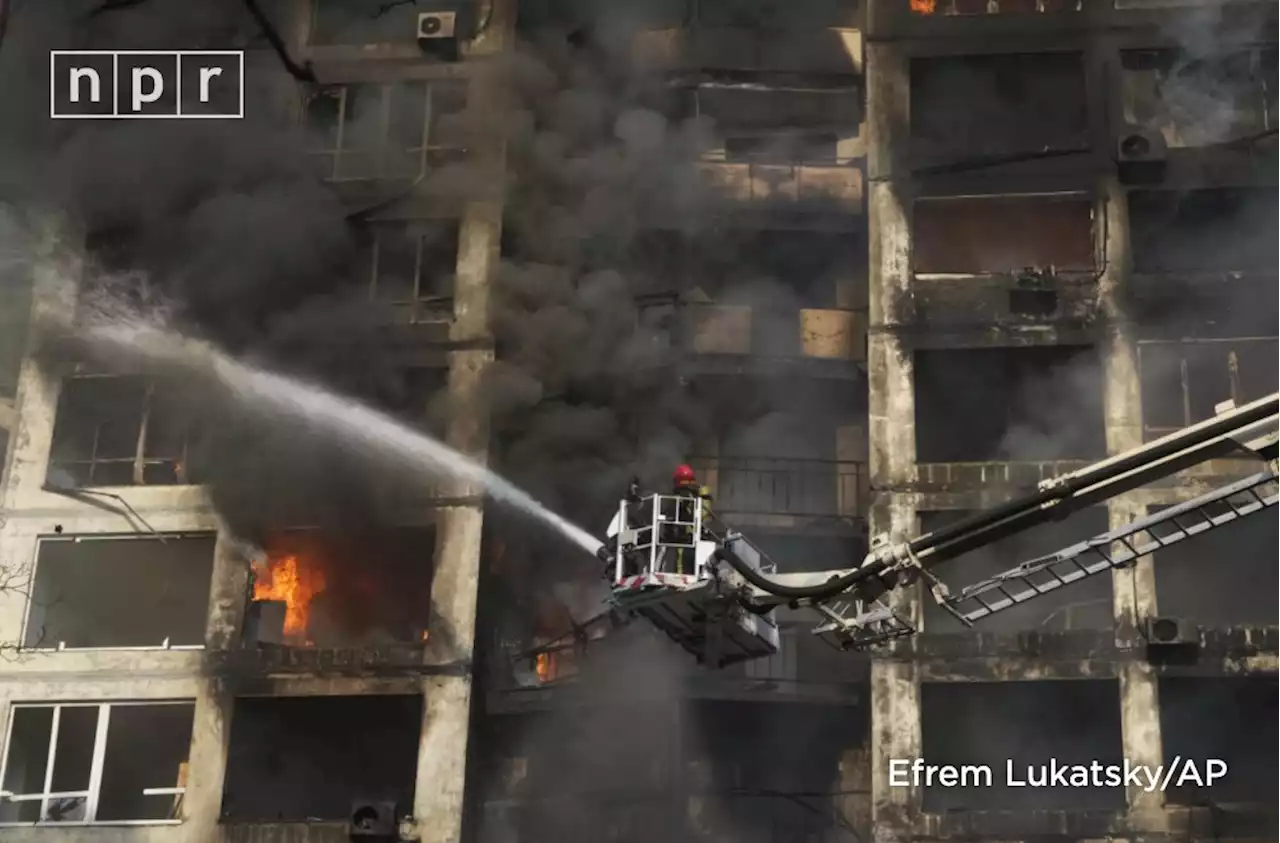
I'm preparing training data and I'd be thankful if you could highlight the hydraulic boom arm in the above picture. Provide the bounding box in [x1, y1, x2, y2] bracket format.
[718, 393, 1279, 651]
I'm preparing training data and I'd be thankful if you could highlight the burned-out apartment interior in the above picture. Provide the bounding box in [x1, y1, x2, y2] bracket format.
[0, 0, 1276, 841]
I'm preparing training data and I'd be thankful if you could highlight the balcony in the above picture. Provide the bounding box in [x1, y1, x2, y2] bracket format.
[914, 459, 1088, 493]
[631, 25, 863, 76]
[692, 457, 867, 523]
[638, 300, 867, 380]
[695, 162, 864, 220]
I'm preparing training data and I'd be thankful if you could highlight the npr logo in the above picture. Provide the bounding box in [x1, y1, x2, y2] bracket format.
[50, 51, 244, 119]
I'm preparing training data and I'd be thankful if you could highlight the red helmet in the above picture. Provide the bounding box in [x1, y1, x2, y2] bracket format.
[673, 464, 697, 485]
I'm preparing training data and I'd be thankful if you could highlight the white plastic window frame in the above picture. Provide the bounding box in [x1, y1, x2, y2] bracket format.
[20, 533, 213, 654]
[0, 700, 194, 827]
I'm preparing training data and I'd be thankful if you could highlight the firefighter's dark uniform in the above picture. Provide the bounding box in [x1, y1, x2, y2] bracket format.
[671, 478, 711, 575]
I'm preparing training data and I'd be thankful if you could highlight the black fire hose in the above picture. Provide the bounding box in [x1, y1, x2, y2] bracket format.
[715, 545, 887, 602]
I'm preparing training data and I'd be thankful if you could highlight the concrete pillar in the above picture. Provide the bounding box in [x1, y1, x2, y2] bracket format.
[0, 223, 77, 511]
[1098, 176, 1166, 825]
[415, 261, 498, 843]
[864, 40, 922, 843]
[413, 2, 513, 836]
[179, 681, 232, 843]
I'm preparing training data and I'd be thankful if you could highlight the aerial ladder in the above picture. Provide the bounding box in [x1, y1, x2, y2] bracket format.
[518, 393, 1277, 674]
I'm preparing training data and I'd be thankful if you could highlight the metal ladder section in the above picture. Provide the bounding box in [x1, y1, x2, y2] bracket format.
[812, 597, 916, 651]
[936, 467, 1279, 626]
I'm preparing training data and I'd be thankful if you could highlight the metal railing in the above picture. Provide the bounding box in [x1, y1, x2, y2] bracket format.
[690, 457, 866, 519]
[1137, 336, 1279, 441]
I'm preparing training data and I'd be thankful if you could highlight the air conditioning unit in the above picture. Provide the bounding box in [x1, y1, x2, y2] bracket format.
[417, 11, 460, 61]
[1142, 616, 1198, 648]
[418, 11, 456, 39]
[349, 799, 397, 841]
[1116, 125, 1167, 185]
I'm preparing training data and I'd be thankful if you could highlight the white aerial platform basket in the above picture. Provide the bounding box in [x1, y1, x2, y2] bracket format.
[604, 493, 781, 667]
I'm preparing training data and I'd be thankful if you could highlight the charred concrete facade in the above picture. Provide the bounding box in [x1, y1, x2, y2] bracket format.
[864, 0, 1278, 841]
[0, 2, 1275, 843]
[0, 3, 506, 841]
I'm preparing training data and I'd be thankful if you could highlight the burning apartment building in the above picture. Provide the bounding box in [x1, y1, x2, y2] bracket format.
[0, 0, 1276, 842]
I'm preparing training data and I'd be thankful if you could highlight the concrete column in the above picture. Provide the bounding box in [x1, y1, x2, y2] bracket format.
[0, 224, 77, 511]
[1098, 175, 1166, 825]
[1099, 177, 1157, 635]
[413, 2, 513, 835]
[205, 529, 253, 650]
[864, 40, 922, 843]
[415, 273, 498, 843]
[179, 681, 232, 843]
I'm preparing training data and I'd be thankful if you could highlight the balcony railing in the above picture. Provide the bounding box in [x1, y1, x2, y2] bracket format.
[691, 457, 867, 520]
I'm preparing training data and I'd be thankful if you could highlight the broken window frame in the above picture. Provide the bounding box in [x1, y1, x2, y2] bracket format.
[22, 533, 216, 653]
[673, 73, 863, 165]
[303, 81, 467, 182]
[1120, 46, 1278, 149]
[1137, 336, 1279, 441]
[0, 701, 194, 827]
[48, 372, 197, 488]
[357, 223, 458, 323]
[911, 191, 1101, 280]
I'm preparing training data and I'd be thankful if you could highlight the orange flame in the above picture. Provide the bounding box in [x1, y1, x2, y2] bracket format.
[252, 555, 326, 642]
[911, 0, 938, 12]
[535, 651, 556, 683]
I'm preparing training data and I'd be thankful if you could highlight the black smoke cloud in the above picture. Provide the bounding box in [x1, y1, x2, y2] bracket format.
[0, 0, 814, 651]
[0, 0, 460, 646]
[4, 6, 863, 835]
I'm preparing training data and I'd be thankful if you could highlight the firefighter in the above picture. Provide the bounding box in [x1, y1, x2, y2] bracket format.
[673, 463, 699, 496]
[670, 464, 712, 575]
[671, 465, 713, 522]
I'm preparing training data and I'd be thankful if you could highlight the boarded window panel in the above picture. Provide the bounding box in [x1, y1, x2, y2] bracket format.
[911, 53, 1088, 158]
[913, 196, 1095, 274]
